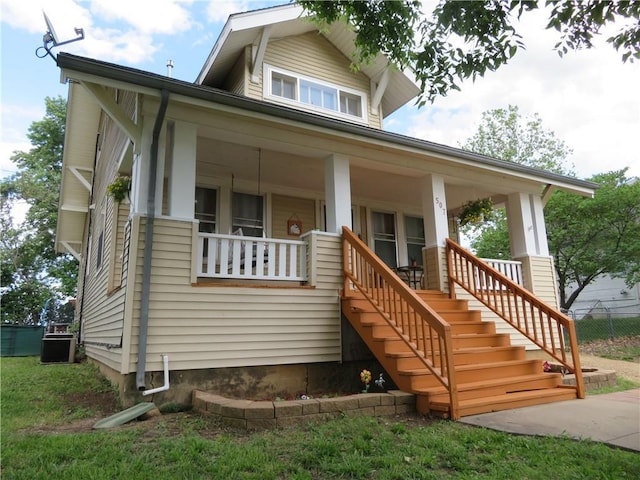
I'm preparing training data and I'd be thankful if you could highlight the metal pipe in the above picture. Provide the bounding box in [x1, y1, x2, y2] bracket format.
[136, 89, 170, 390]
[142, 355, 170, 396]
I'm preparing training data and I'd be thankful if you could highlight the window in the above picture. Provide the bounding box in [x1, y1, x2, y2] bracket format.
[232, 192, 264, 237]
[272, 72, 296, 100]
[195, 187, 217, 233]
[96, 231, 104, 271]
[405, 216, 425, 266]
[340, 92, 362, 117]
[266, 65, 367, 121]
[372, 211, 397, 268]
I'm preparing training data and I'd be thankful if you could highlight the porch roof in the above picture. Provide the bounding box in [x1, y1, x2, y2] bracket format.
[57, 51, 598, 197]
[55, 53, 599, 256]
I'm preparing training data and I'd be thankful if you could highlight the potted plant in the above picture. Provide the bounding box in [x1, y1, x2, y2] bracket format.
[107, 176, 131, 203]
[458, 197, 494, 226]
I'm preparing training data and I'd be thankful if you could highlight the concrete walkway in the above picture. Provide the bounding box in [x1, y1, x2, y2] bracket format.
[460, 389, 640, 452]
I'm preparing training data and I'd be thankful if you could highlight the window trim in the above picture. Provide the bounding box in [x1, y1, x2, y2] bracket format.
[263, 64, 368, 124]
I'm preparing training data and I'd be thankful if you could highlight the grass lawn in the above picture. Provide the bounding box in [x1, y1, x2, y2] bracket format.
[2, 357, 639, 479]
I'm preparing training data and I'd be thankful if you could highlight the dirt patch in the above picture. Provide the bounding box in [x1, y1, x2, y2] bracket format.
[579, 335, 640, 362]
[63, 390, 120, 416]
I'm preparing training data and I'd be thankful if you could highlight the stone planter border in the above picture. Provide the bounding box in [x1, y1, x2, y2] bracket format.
[193, 390, 416, 430]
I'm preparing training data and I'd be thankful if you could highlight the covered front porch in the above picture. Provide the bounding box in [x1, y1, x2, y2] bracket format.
[124, 98, 574, 296]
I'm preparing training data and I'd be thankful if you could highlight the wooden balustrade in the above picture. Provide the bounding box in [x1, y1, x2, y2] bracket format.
[197, 232, 306, 281]
[342, 227, 459, 419]
[446, 239, 585, 398]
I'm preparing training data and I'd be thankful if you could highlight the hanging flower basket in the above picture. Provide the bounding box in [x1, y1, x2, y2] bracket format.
[458, 198, 494, 226]
[107, 176, 131, 203]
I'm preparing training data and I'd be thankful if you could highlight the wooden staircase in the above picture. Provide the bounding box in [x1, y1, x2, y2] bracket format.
[342, 290, 578, 418]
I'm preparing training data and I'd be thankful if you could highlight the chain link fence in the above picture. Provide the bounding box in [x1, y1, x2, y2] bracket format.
[568, 305, 640, 343]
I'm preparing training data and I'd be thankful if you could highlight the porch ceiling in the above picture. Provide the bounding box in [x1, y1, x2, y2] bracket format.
[195, 137, 509, 211]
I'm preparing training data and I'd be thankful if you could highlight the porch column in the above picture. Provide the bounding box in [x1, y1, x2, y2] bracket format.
[506, 192, 559, 307]
[324, 153, 352, 234]
[167, 121, 196, 218]
[421, 174, 449, 291]
[130, 115, 166, 216]
[506, 192, 549, 258]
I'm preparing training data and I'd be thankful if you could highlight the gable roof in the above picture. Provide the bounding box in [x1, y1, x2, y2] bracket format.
[196, 3, 420, 117]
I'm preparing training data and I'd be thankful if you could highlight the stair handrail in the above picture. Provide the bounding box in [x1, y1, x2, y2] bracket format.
[342, 227, 460, 419]
[446, 238, 585, 398]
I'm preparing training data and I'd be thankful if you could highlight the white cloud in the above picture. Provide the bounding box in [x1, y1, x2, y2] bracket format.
[0, 104, 43, 179]
[204, 0, 252, 23]
[90, 0, 194, 35]
[400, 8, 640, 180]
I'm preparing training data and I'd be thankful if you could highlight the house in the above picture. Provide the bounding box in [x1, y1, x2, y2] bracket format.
[568, 275, 640, 320]
[55, 4, 597, 419]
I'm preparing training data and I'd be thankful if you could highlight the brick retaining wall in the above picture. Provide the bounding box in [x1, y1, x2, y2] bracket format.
[193, 390, 416, 430]
[563, 369, 617, 391]
[193, 370, 616, 429]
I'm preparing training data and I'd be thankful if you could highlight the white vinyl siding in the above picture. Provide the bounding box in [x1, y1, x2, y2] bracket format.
[126, 218, 343, 373]
[81, 99, 133, 370]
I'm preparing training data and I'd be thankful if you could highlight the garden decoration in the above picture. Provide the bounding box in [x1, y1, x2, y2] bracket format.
[458, 197, 494, 226]
[107, 176, 131, 203]
[360, 369, 372, 393]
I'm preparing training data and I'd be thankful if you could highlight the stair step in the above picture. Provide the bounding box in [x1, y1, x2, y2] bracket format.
[362, 318, 495, 337]
[388, 345, 525, 369]
[425, 387, 578, 417]
[400, 359, 544, 389]
[416, 373, 563, 402]
[438, 310, 482, 322]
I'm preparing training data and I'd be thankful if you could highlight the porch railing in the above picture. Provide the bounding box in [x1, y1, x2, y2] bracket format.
[197, 232, 307, 281]
[342, 227, 459, 419]
[479, 258, 523, 289]
[446, 238, 585, 398]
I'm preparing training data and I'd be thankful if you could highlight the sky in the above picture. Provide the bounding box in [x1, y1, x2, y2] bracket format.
[1, 0, 639, 182]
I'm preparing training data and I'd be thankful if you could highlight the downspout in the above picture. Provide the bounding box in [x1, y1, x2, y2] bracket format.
[136, 89, 170, 390]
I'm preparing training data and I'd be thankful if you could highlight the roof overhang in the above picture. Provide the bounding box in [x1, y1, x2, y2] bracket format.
[195, 3, 420, 118]
[55, 81, 101, 257]
[55, 52, 597, 251]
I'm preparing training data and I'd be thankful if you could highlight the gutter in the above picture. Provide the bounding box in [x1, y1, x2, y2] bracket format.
[136, 89, 170, 390]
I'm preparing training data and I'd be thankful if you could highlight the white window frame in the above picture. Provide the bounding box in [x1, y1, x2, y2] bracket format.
[264, 64, 368, 123]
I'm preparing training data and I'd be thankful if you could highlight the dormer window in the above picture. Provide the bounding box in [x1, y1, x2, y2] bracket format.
[265, 65, 367, 122]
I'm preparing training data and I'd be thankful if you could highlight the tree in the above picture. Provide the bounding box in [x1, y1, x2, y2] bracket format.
[461, 105, 574, 174]
[462, 105, 572, 250]
[298, 0, 640, 104]
[0, 96, 78, 324]
[546, 170, 640, 310]
[463, 107, 640, 311]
